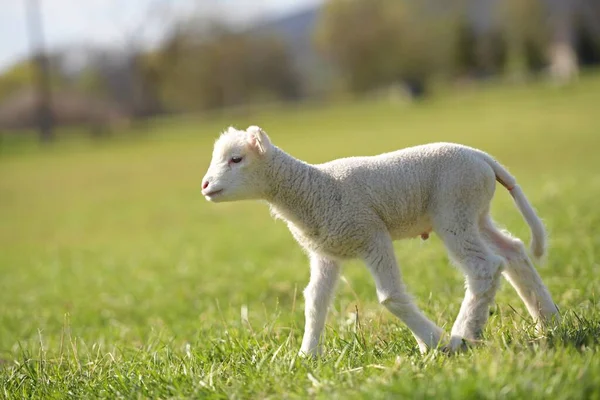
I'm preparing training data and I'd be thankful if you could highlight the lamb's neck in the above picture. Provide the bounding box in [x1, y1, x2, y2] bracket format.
[264, 148, 327, 227]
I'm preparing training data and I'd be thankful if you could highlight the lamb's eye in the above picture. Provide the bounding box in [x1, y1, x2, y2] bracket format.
[230, 156, 243, 164]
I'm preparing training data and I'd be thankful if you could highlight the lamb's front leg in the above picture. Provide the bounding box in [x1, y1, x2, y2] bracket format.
[299, 253, 341, 357]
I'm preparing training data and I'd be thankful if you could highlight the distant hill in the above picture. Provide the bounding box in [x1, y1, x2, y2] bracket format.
[256, 7, 319, 47]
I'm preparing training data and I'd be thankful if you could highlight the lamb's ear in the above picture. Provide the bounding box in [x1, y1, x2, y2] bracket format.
[246, 125, 271, 155]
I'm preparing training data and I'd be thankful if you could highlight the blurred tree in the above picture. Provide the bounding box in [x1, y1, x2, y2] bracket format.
[156, 23, 301, 112]
[0, 62, 37, 103]
[473, 29, 508, 77]
[570, 1, 600, 67]
[0, 57, 69, 103]
[498, 0, 550, 79]
[452, 7, 507, 79]
[575, 21, 600, 66]
[315, 0, 457, 95]
[0, 55, 130, 135]
[454, 16, 479, 77]
[74, 67, 107, 98]
[246, 35, 302, 103]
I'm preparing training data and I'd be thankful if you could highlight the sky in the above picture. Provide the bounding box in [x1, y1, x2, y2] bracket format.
[0, 0, 322, 73]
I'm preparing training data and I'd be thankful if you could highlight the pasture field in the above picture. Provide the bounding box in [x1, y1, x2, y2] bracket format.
[1, 75, 600, 399]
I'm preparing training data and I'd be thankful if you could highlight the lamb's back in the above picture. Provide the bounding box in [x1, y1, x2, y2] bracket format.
[315, 143, 491, 237]
[317, 142, 474, 194]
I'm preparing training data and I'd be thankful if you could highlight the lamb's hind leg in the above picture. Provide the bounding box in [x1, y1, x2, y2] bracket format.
[437, 222, 504, 346]
[479, 215, 559, 329]
[363, 232, 445, 353]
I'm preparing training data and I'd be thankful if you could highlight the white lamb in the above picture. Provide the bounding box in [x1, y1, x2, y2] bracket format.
[201, 126, 560, 356]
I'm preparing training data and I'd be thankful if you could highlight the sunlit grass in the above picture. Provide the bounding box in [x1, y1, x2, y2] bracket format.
[1, 75, 599, 398]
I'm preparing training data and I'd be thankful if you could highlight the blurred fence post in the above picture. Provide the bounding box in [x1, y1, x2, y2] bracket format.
[25, 0, 54, 142]
[548, 0, 579, 84]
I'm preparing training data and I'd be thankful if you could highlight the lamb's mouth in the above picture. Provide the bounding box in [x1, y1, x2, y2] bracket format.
[204, 189, 224, 198]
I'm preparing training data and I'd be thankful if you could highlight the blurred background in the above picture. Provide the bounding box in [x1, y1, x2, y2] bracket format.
[0, 0, 598, 140]
[1, 3, 600, 396]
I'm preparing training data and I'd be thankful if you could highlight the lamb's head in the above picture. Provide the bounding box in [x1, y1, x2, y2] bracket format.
[201, 126, 273, 202]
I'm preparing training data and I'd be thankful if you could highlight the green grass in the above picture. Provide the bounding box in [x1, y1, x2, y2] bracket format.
[1, 75, 600, 399]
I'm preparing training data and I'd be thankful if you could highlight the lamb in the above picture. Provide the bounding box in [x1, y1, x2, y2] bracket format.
[201, 125, 560, 356]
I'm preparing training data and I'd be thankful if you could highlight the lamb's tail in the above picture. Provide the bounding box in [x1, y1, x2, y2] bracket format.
[481, 153, 546, 261]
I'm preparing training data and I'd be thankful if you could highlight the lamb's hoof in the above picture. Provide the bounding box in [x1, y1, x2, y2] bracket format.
[417, 342, 429, 354]
[440, 336, 478, 354]
[535, 311, 562, 334]
[298, 348, 321, 359]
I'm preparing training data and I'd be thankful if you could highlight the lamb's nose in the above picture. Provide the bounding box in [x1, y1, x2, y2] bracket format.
[202, 180, 209, 190]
